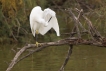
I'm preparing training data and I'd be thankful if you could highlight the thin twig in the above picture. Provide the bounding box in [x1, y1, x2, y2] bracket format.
[15, 18, 20, 37]
[75, 8, 103, 41]
[66, 8, 81, 38]
[59, 45, 73, 71]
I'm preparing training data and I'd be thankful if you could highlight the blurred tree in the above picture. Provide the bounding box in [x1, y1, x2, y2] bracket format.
[0, 0, 106, 43]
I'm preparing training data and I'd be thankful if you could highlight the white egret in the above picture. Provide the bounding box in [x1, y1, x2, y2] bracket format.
[29, 6, 60, 47]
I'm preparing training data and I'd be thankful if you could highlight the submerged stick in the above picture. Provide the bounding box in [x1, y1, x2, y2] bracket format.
[59, 45, 73, 71]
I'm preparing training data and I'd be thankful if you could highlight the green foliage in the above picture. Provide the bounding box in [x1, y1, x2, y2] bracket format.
[0, 0, 36, 43]
[0, 0, 106, 43]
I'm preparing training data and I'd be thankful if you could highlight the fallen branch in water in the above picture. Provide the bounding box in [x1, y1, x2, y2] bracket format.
[6, 37, 106, 71]
[6, 8, 106, 71]
[59, 45, 73, 71]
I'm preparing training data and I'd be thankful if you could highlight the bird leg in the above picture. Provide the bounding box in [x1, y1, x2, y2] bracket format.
[35, 30, 39, 47]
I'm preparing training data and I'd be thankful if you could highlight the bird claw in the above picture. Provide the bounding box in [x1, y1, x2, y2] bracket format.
[35, 42, 39, 47]
[35, 30, 39, 34]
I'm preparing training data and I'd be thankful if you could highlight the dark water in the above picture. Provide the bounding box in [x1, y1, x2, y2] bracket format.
[1, 44, 106, 71]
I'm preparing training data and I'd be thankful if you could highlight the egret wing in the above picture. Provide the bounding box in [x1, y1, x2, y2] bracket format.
[39, 15, 60, 36]
[49, 16, 60, 36]
[39, 8, 60, 36]
[30, 14, 36, 37]
[30, 6, 43, 37]
[39, 12, 53, 35]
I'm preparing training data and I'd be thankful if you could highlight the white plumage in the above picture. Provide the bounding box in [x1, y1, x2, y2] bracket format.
[30, 6, 60, 37]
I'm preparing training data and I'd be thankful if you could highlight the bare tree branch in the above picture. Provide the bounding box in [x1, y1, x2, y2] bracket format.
[6, 8, 106, 71]
[66, 8, 81, 38]
[59, 45, 73, 71]
[6, 37, 106, 71]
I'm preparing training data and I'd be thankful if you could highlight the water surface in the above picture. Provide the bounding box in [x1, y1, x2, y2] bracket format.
[0, 44, 106, 71]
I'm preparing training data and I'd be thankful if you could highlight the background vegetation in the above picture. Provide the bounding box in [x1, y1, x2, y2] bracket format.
[0, 0, 106, 43]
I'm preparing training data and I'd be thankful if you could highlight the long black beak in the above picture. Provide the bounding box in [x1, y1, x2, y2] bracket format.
[48, 17, 52, 22]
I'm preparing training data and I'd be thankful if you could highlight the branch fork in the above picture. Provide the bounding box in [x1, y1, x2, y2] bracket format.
[6, 8, 106, 71]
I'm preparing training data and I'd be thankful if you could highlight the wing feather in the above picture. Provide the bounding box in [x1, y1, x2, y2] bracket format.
[39, 9, 60, 36]
[51, 16, 60, 36]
